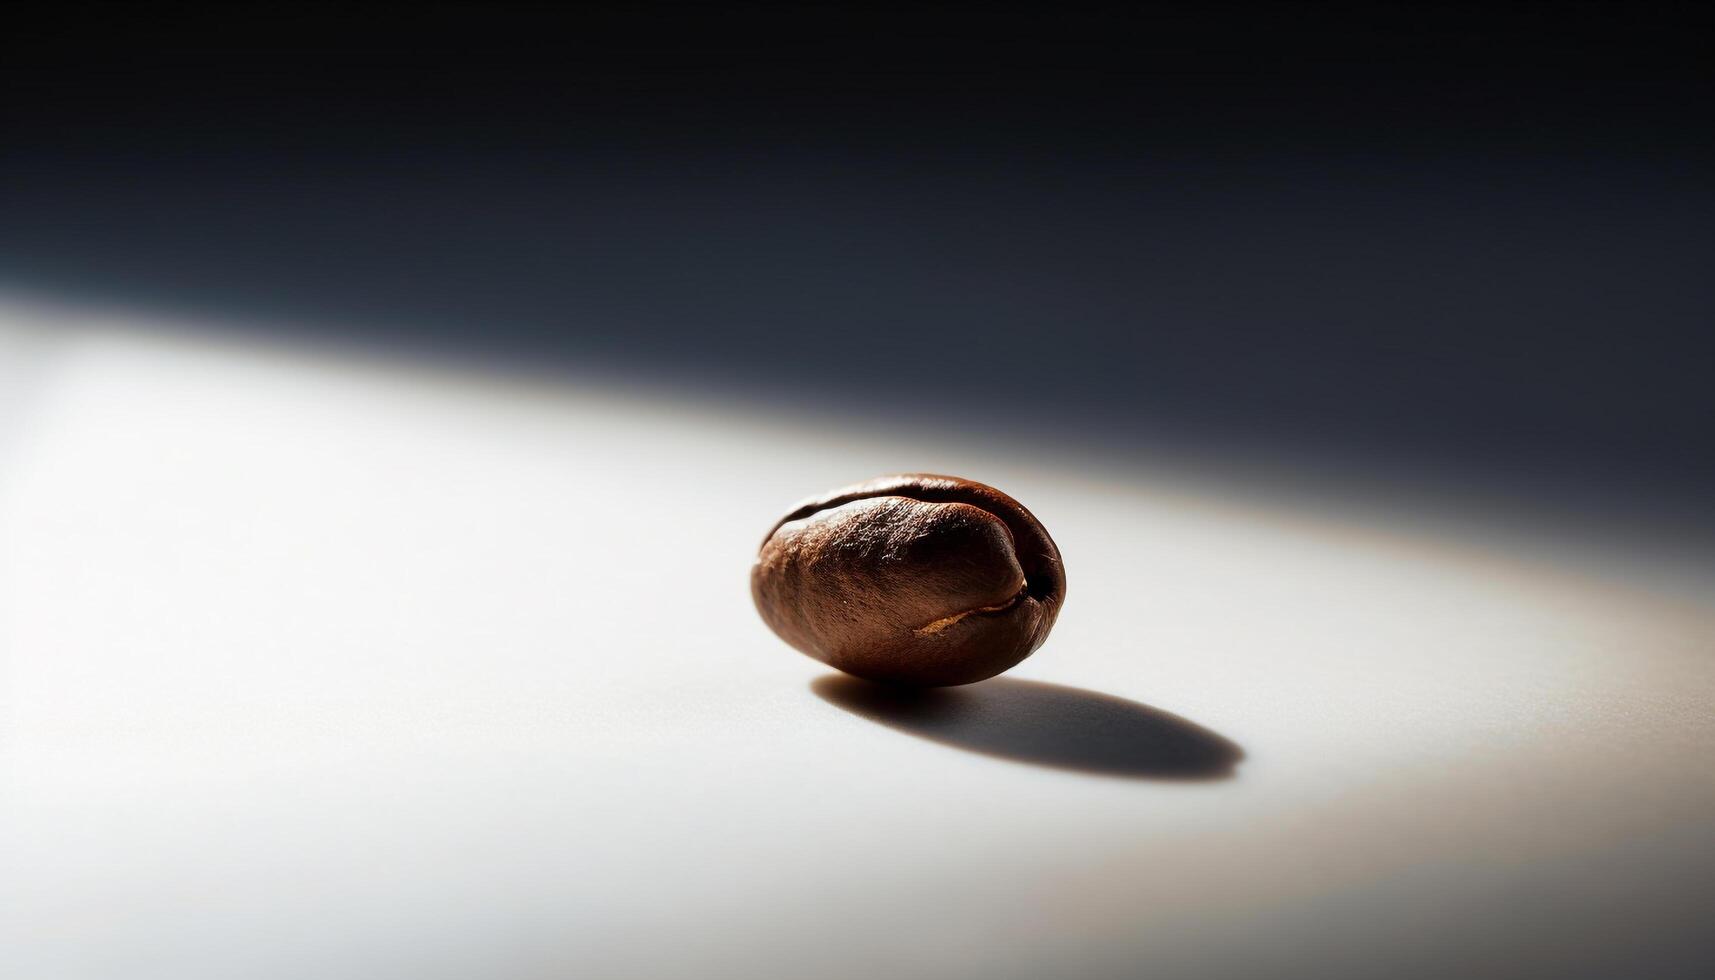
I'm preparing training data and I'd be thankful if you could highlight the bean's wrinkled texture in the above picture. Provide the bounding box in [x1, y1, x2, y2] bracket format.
[752, 474, 1067, 686]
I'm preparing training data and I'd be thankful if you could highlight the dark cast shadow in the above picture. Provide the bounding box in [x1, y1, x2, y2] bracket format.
[811, 674, 1244, 781]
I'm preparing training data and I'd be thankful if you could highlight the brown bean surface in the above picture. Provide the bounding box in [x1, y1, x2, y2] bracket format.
[752, 474, 1066, 686]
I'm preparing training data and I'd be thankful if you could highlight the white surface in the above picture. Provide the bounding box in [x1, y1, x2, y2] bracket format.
[3, 303, 1713, 979]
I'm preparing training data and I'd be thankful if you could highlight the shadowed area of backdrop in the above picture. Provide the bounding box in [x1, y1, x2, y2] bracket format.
[3, 1, 1711, 513]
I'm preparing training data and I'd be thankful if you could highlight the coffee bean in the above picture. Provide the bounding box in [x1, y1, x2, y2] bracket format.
[752, 474, 1066, 686]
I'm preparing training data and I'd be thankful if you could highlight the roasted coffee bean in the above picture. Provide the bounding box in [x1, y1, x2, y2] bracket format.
[752, 474, 1066, 686]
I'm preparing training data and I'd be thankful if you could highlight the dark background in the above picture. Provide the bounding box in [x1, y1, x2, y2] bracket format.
[3, 2, 1711, 508]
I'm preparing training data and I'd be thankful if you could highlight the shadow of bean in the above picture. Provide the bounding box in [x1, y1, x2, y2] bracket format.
[812, 674, 1244, 781]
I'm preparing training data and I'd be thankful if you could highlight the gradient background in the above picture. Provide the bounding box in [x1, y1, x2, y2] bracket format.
[4, 1, 1712, 508]
[3, 3, 1713, 979]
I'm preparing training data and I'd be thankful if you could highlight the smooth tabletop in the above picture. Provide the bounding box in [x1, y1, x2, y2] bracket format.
[3, 302, 1712, 979]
